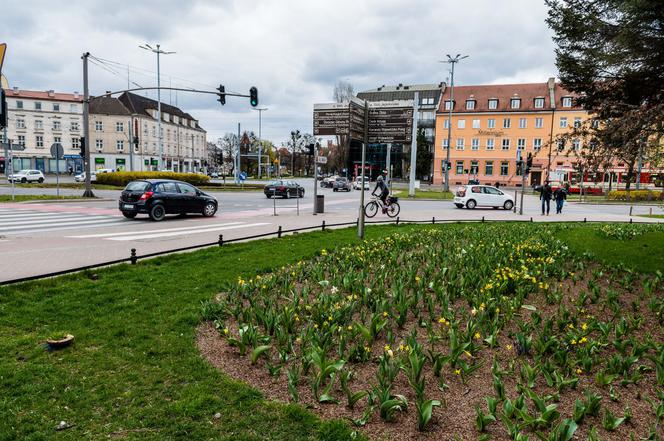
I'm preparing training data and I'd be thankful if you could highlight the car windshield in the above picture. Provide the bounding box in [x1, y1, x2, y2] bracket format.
[125, 181, 150, 192]
[268, 181, 282, 186]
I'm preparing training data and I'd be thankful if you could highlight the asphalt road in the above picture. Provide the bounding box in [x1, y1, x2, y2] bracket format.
[1, 178, 662, 282]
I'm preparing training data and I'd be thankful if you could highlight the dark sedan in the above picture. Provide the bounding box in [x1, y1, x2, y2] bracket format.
[119, 179, 218, 221]
[264, 180, 305, 198]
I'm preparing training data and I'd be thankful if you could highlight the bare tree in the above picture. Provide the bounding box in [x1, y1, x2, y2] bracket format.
[219, 133, 238, 175]
[333, 80, 354, 103]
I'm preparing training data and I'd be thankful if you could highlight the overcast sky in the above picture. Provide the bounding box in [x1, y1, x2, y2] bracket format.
[1, 0, 558, 145]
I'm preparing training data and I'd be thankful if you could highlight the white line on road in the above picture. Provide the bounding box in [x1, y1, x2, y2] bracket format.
[0, 215, 110, 227]
[67, 221, 245, 238]
[0, 217, 125, 231]
[2, 220, 128, 236]
[107, 222, 270, 241]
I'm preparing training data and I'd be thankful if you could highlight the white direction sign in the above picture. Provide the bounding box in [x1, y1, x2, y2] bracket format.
[316, 156, 328, 164]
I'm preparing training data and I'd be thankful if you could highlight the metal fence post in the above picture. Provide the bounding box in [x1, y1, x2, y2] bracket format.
[396, 216, 400, 226]
[218, 234, 224, 247]
[432, 217, 435, 224]
[297, 192, 300, 215]
[482, 216, 485, 223]
[584, 217, 587, 223]
[322, 220, 326, 231]
[130, 248, 137, 265]
[630, 218, 633, 224]
[278, 225, 282, 238]
[273, 188, 277, 216]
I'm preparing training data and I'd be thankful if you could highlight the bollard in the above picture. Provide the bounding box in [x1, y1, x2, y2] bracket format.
[530, 217, 533, 222]
[218, 234, 224, 247]
[396, 217, 400, 226]
[322, 220, 326, 231]
[278, 225, 282, 238]
[630, 218, 633, 224]
[584, 217, 587, 223]
[482, 216, 485, 223]
[432, 217, 435, 224]
[130, 248, 137, 265]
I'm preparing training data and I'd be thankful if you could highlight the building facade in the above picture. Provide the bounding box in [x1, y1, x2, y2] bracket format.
[433, 78, 588, 187]
[1, 87, 83, 174]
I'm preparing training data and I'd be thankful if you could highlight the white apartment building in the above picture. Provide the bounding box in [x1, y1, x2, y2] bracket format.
[1, 87, 83, 174]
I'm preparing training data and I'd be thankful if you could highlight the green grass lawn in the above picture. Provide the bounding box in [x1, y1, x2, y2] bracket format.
[2, 223, 663, 440]
[392, 188, 454, 200]
[0, 194, 91, 202]
[637, 214, 664, 219]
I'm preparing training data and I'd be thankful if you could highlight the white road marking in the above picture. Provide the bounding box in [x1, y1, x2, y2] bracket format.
[67, 221, 245, 238]
[107, 222, 270, 241]
[2, 220, 127, 235]
[0, 217, 125, 231]
[0, 214, 110, 227]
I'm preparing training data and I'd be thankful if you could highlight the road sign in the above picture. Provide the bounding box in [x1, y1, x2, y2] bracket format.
[316, 156, 327, 164]
[239, 171, 247, 181]
[50, 143, 64, 159]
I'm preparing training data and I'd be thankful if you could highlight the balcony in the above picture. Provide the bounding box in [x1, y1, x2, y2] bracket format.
[417, 118, 435, 128]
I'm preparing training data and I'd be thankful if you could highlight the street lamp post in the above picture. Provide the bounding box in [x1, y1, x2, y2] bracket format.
[139, 43, 175, 171]
[442, 53, 468, 192]
[253, 107, 268, 179]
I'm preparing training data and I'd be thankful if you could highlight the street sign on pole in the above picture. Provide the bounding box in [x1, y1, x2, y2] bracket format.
[51, 142, 64, 197]
[316, 156, 327, 164]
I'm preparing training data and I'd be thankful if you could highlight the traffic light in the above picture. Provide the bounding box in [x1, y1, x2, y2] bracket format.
[0, 89, 7, 129]
[217, 84, 226, 106]
[249, 87, 258, 107]
[79, 137, 85, 157]
[526, 153, 533, 171]
[133, 136, 139, 147]
[307, 143, 314, 156]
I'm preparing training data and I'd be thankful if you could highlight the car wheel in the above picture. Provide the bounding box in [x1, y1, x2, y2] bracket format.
[266, 194, 271, 198]
[122, 212, 137, 219]
[38, 178, 44, 183]
[503, 200, 514, 210]
[455, 203, 463, 208]
[149, 204, 166, 221]
[202, 202, 217, 217]
[21, 178, 27, 183]
[285, 191, 291, 199]
[466, 199, 477, 209]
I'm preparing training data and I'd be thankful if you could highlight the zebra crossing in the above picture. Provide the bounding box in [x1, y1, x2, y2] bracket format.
[0, 207, 126, 236]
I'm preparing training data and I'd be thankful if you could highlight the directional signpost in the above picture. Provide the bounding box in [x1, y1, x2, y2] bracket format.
[51, 142, 64, 197]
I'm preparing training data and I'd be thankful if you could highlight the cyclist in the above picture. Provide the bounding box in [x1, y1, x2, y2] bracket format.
[372, 172, 390, 213]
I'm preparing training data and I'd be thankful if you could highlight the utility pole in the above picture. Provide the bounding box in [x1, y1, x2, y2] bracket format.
[191, 133, 195, 172]
[82, 52, 94, 198]
[358, 100, 369, 239]
[139, 43, 175, 171]
[408, 92, 419, 196]
[253, 107, 267, 179]
[128, 117, 134, 171]
[442, 54, 468, 192]
[636, 140, 643, 190]
[235, 123, 240, 183]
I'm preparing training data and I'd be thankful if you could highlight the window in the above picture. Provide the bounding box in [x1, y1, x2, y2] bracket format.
[471, 138, 479, 150]
[457, 119, 465, 129]
[116, 122, 124, 132]
[503, 118, 511, 129]
[502, 138, 510, 150]
[466, 100, 476, 110]
[557, 139, 566, 151]
[487, 118, 496, 129]
[71, 121, 79, 131]
[34, 102, 42, 110]
[18, 135, 26, 146]
[157, 182, 179, 193]
[95, 139, 103, 152]
[443, 119, 450, 129]
[53, 104, 60, 111]
[16, 119, 25, 129]
[70, 104, 78, 112]
[54, 136, 61, 145]
[442, 138, 449, 149]
[572, 139, 581, 151]
[574, 117, 582, 128]
[510, 98, 521, 109]
[455, 161, 464, 175]
[72, 137, 80, 148]
[472, 119, 480, 129]
[53, 120, 61, 130]
[35, 120, 43, 130]
[420, 97, 434, 105]
[95, 121, 103, 131]
[116, 140, 124, 152]
[152, 126, 157, 136]
[456, 138, 464, 150]
[470, 160, 479, 174]
[485, 161, 494, 176]
[534, 97, 545, 108]
[418, 111, 434, 120]
[535, 117, 543, 128]
[562, 97, 573, 107]
[16, 100, 23, 109]
[533, 138, 542, 151]
[517, 138, 526, 150]
[519, 118, 527, 129]
[591, 119, 600, 129]
[178, 183, 197, 194]
[444, 100, 453, 110]
[36, 135, 44, 148]
[560, 117, 567, 128]
[500, 161, 509, 176]
[488, 99, 498, 109]
[486, 139, 495, 150]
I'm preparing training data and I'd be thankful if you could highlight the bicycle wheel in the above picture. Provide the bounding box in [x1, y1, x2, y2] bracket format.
[386, 202, 400, 218]
[364, 201, 379, 218]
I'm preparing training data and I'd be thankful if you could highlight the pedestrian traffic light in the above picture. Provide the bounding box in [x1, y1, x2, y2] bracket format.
[217, 84, 226, 106]
[133, 136, 139, 147]
[249, 87, 258, 107]
[79, 137, 85, 157]
[0, 89, 7, 129]
[307, 143, 314, 156]
[526, 153, 533, 170]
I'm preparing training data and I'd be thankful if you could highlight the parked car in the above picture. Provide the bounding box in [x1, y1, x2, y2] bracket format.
[264, 180, 305, 198]
[74, 171, 97, 182]
[333, 177, 352, 192]
[96, 168, 115, 174]
[7, 169, 45, 183]
[118, 179, 218, 221]
[321, 175, 339, 188]
[353, 176, 371, 190]
[453, 185, 514, 210]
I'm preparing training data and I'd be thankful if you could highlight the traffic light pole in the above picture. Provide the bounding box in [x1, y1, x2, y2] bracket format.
[519, 168, 526, 215]
[358, 100, 369, 239]
[82, 52, 94, 198]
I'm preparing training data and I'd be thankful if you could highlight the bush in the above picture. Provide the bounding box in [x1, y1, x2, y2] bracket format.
[96, 171, 210, 187]
[607, 190, 664, 201]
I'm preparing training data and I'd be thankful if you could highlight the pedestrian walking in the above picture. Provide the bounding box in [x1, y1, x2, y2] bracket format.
[554, 183, 569, 214]
[540, 181, 553, 215]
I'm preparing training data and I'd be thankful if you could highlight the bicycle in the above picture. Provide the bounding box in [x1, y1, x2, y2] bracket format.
[364, 195, 400, 218]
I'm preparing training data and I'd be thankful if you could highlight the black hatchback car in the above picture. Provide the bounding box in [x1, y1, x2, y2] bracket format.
[119, 179, 218, 221]
[264, 180, 305, 198]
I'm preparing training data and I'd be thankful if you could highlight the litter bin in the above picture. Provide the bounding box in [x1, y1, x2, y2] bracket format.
[315, 194, 324, 214]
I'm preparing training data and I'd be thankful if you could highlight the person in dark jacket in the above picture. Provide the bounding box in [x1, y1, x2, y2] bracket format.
[372, 173, 389, 213]
[554, 184, 569, 214]
[540, 181, 553, 215]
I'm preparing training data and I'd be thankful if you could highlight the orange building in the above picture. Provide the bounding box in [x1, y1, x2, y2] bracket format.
[433, 78, 589, 187]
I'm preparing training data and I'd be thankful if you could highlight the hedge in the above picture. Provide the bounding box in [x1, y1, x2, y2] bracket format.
[96, 171, 210, 187]
[607, 189, 664, 201]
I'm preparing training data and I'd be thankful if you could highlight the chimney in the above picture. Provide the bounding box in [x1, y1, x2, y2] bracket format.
[74, 91, 79, 99]
[547, 77, 556, 109]
[47, 90, 55, 97]
[404, 85, 410, 90]
[12, 86, 19, 95]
